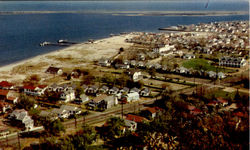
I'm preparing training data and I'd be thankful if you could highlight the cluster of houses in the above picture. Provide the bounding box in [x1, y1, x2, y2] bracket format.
[99, 58, 227, 79]
[40, 105, 82, 120]
[126, 21, 249, 60]
[82, 85, 151, 110]
[219, 56, 247, 68]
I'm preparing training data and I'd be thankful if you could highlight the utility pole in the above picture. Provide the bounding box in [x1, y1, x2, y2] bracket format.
[75, 116, 77, 129]
[121, 101, 124, 119]
[17, 132, 21, 150]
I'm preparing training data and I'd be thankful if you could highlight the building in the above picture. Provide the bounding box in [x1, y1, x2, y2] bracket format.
[219, 57, 246, 68]
[139, 87, 150, 97]
[9, 109, 34, 130]
[183, 54, 196, 59]
[122, 92, 140, 103]
[88, 94, 118, 110]
[0, 81, 14, 90]
[153, 44, 175, 53]
[127, 70, 142, 82]
[45, 66, 63, 75]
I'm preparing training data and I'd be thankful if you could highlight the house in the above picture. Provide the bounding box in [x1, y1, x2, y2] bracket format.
[9, 109, 34, 130]
[208, 71, 216, 78]
[39, 110, 58, 120]
[176, 67, 190, 74]
[0, 102, 10, 113]
[104, 95, 118, 109]
[60, 105, 82, 115]
[182, 54, 196, 59]
[153, 44, 175, 53]
[108, 87, 119, 95]
[88, 94, 118, 110]
[98, 85, 109, 94]
[23, 85, 37, 96]
[51, 108, 70, 119]
[59, 90, 75, 103]
[216, 97, 228, 106]
[45, 66, 63, 75]
[75, 94, 89, 104]
[0, 81, 14, 90]
[35, 85, 48, 96]
[154, 63, 162, 70]
[98, 58, 111, 67]
[122, 92, 140, 103]
[88, 94, 108, 109]
[217, 72, 226, 79]
[82, 84, 89, 93]
[124, 119, 137, 131]
[130, 87, 140, 93]
[87, 85, 98, 94]
[6, 96, 19, 104]
[137, 61, 146, 68]
[120, 87, 130, 94]
[127, 70, 142, 82]
[142, 107, 163, 119]
[126, 114, 148, 123]
[0, 89, 9, 100]
[115, 63, 130, 69]
[219, 57, 246, 68]
[190, 108, 202, 115]
[139, 87, 150, 97]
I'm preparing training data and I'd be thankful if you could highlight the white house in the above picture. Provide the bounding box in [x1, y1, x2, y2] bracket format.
[123, 92, 140, 103]
[9, 109, 34, 130]
[183, 54, 196, 59]
[128, 70, 142, 82]
[124, 119, 137, 131]
[153, 44, 175, 53]
[60, 90, 75, 103]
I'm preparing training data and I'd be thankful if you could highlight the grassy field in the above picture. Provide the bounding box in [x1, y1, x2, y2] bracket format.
[182, 58, 234, 73]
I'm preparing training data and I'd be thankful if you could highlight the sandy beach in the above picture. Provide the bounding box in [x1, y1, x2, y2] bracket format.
[0, 34, 135, 84]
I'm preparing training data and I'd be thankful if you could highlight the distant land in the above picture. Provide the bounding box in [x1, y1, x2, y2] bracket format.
[0, 0, 248, 1]
[0, 10, 248, 16]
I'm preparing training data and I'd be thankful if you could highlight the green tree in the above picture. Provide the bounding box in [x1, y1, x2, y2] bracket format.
[16, 94, 35, 111]
[43, 119, 65, 136]
[101, 117, 125, 141]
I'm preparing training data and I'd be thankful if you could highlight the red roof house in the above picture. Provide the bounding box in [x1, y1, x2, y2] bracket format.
[126, 114, 148, 123]
[0, 81, 13, 89]
[0, 89, 9, 100]
[216, 97, 228, 106]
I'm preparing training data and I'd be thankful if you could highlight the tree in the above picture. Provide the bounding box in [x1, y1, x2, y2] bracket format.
[23, 74, 40, 85]
[16, 94, 35, 111]
[43, 90, 61, 103]
[100, 117, 125, 141]
[63, 124, 97, 149]
[43, 119, 65, 136]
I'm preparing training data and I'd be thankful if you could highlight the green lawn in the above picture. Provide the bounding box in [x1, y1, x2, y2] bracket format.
[182, 58, 233, 73]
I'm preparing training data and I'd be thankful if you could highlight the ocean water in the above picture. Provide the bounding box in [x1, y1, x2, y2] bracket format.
[0, 1, 248, 66]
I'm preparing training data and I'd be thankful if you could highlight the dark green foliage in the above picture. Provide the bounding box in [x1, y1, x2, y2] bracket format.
[16, 94, 35, 111]
[99, 117, 125, 141]
[42, 119, 65, 136]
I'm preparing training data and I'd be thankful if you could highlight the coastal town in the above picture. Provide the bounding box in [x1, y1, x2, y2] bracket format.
[0, 20, 249, 149]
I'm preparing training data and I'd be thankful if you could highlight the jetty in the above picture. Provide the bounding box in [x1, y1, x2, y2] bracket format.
[40, 40, 78, 47]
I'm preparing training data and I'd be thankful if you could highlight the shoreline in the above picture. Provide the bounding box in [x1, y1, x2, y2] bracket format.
[0, 34, 135, 83]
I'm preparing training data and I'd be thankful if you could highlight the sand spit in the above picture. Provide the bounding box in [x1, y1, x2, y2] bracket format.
[0, 34, 135, 83]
